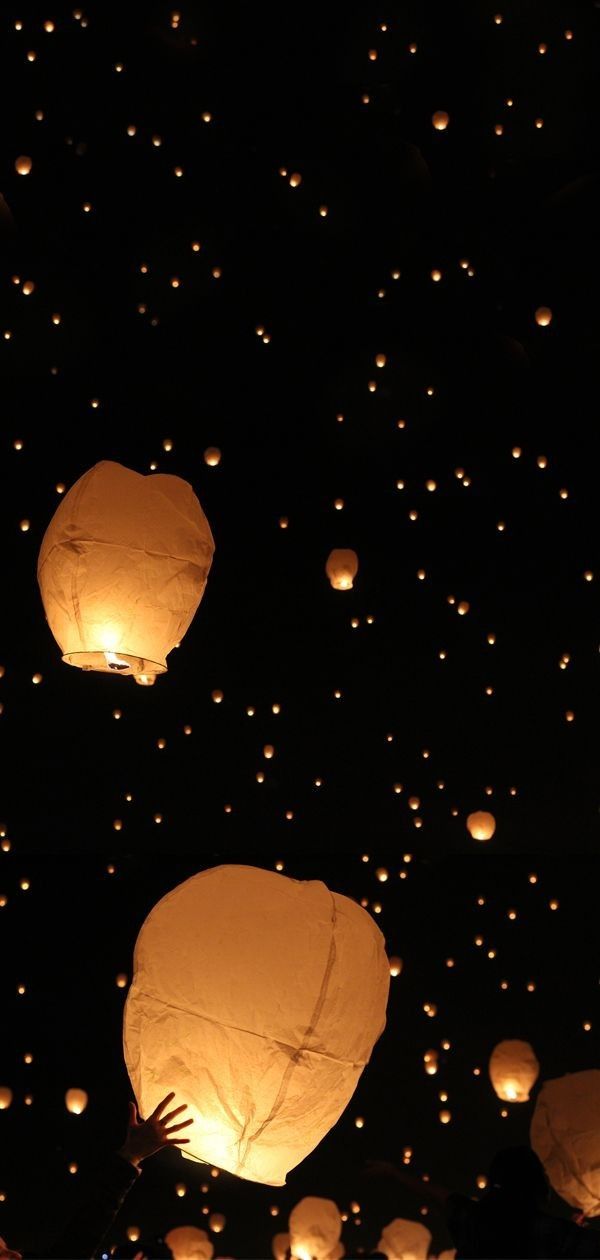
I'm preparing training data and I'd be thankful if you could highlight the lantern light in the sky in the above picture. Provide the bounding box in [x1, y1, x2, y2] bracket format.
[531, 1070, 600, 1216]
[466, 811, 496, 841]
[208, 1213, 225, 1233]
[289, 1197, 342, 1260]
[389, 956, 403, 977]
[135, 673, 157, 687]
[489, 1040, 539, 1102]
[535, 307, 553, 327]
[326, 549, 359, 591]
[15, 155, 32, 174]
[65, 1088, 88, 1114]
[0, 1087, 13, 1110]
[124, 865, 389, 1186]
[165, 1226, 214, 1260]
[432, 111, 449, 130]
[37, 461, 214, 679]
[377, 1218, 432, 1260]
[272, 1233, 291, 1260]
[204, 447, 221, 466]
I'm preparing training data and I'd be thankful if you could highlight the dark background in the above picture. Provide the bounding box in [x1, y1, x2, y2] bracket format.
[0, 0, 598, 1255]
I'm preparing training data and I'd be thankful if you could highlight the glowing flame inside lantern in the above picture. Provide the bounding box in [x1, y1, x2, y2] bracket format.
[105, 651, 131, 671]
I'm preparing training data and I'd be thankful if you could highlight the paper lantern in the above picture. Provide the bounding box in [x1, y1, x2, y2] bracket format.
[37, 461, 214, 678]
[0, 1087, 13, 1110]
[272, 1233, 291, 1260]
[432, 111, 449, 131]
[466, 810, 496, 841]
[208, 1213, 225, 1233]
[377, 1218, 432, 1260]
[165, 1226, 214, 1260]
[489, 1040, 539, 1102]
[65, 1087, 88, 1114]
[389, 956, 403, 977]
[325, 549, 359, 591]
[124, 864, 389, 1186]
[204, 447, 221, 466]
[15, 155, 32, 175]
[289, 1198, 342, 1260]
[135, 673, 157, 687]
[531, 1070, 600, 1216]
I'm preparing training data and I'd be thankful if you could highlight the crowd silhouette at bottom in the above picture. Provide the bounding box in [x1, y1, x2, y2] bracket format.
[1, 1095, 599, 1260]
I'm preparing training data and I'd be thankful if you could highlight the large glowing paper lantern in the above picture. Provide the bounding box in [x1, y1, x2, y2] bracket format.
[289, 1197, 342, 1260]
[531, 1071, 600, 1216]
[466, 810, 496, 841]
[489, 1040, 539, 1102]
[38, 461, 214, 678]
[326, 549, 359, 591]
[377, 1218, 431, 1260]
[165, 1227, 214, 1260]
[124, 865, 389, 1186]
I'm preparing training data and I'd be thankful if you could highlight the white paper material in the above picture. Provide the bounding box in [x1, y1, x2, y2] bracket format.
[531, 1070, 600, 1216]
[165, 1226, 214, 1260]
[377, 1218, 432, 1260]
[123, 865, 389, 1185]
[289, 1197, 342, 1260]
[38, 460, 214, 675]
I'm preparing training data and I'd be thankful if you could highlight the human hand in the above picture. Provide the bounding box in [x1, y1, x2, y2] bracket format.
[119, 1092, 193, 1167]
[0, 1237, 22, 1260]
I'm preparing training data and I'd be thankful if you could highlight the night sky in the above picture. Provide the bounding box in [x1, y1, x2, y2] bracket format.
[1, 3, 598, 1257]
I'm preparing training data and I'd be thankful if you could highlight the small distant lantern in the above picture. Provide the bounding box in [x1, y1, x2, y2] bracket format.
[124, 865, 389, 1186]
[389, 956, 403, 977]
[165, 1226, 214, 1260]
[65, 1087, 88, 1114]
[466, 811, 496, 841]
[432, 111, 449, 131]
[531, 1070, 600, 1216]
[208, 1213, 225, 1233]
[535, 307, 553, 327]
[489, 1040, 539, 1102]
[377, 1218, 432, 1260]
[15, 155, 32, 175]
[326, 549, 359, 591]
[37, 461, 214, 678]
[289, 1197, 342, 1260]
[204, 447, 221, 466]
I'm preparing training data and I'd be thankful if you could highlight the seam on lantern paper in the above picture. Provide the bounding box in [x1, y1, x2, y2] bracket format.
[235, 891, 340, 1173]
[131, 986, 366, 1070]
[38, 536, 212, 570]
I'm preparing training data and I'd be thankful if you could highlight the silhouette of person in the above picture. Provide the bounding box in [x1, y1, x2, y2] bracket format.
[446, 1146, 600, 1258]
[0, 1093, 192, 1260]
